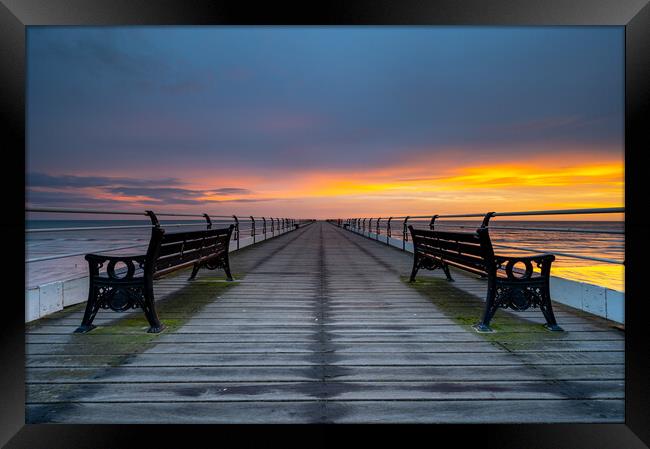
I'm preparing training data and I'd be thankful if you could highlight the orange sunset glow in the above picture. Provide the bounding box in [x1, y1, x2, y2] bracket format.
[28, 154, 622, 219]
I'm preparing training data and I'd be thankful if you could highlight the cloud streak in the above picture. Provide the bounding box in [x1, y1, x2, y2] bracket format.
[27, 172, 262, 209]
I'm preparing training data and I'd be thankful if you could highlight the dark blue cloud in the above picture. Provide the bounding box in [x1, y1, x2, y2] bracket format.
[27, 172, 182, 188]
[27, 27, 623, 175]
[26, 172, 257, 208]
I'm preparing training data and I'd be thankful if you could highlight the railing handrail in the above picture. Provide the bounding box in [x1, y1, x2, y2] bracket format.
[349, 207, 624, 221]
[429, 223, 624, 235]
[491, 243, 623, 265]
[27, 206, 237, 218]
[344, 207, 624, 265]
[26, 207, 313, 263]
[26, 208, 308, 232]
[26, 222, 214, 233]
[26, 242, 150, 264]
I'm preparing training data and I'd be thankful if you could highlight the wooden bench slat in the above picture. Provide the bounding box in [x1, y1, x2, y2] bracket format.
[159, 228, 232, 244]
[414, 228, 483, 244]
[155, 242, 228, 271]
[417, 237, 485, 257]
[417, 246, 486, 271]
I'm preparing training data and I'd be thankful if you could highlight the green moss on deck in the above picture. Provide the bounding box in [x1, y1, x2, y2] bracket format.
[30, 272, 237, 379]
[90, 275, 235, 338]
[402, 276, 562, 349]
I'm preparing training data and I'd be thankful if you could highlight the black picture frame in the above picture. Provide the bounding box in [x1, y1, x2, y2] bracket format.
[2, 0, 649, 447]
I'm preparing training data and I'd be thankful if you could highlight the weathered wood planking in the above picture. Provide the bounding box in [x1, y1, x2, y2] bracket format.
[26, 222, 624, 423]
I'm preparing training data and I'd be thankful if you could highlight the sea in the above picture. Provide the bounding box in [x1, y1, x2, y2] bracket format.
[25, 219, 624, 292]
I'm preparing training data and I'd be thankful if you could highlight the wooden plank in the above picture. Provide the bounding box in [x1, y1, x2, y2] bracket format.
[27, 379, 624, 403]
[26, 350, 623, 368]
[26, 339, 624, 356]
[26, 399, 624, 424]
[26, 364, 624, 384]
[26, 341, 508, 355]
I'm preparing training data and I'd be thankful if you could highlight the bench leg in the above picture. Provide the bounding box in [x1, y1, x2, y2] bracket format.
[188, 263, 201, 281]
[441, 263, 454, 282]
[540, 291, 563, 331]
[204, 256, 234, 281]
[74, 286, 101, 333]
[142, 288, 165, 333]
[474, 285, 498, 333]
[409, 257, 420, 282]
[223, 257, 234, 281]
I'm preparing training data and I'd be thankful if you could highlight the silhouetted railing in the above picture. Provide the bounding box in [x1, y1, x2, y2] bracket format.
[26, 207, 314, 263]
[334, 207, 624, 266]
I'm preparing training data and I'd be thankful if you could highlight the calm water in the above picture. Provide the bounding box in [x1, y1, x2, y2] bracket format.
[26, 219, 624, 291]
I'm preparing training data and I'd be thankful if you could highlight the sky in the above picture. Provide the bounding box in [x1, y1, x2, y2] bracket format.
[26, 27, 624, 219]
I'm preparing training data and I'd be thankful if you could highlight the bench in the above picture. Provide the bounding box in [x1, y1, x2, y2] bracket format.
[75, 224, 235, 334]
[408, 225, 562, 332]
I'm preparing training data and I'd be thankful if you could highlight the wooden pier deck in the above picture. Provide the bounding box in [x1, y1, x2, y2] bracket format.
[25, 222, 624, 423]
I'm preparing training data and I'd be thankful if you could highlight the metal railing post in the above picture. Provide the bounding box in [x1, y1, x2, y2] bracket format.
[362, 218, 366, 234]
[232, 215, 240, 249]
[250, 216, 256, 243]
[387, 217, 392, 245]
[376, 217, 381, 240]
[481, 211, 496, 228]
[262, 217, 267, 239]
[203, 213, 212, 229]
[145, 210, 160, 228]
[402, 216, 410, 251]
[429, 214, 438, 230]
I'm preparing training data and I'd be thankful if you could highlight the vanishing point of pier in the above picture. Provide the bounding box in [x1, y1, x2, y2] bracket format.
[25, 221, 624, 423]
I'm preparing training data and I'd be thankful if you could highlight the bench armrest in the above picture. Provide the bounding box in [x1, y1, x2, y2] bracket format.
[85, 253, 147, 278]
[493, 253, 555, 279]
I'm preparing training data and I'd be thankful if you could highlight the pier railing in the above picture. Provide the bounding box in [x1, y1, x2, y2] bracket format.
[26, 207, 314, 263]
[332, 207, 625, 266]
[333, 207, 625, 324]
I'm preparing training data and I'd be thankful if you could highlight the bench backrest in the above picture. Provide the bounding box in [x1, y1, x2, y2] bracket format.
[146, 225, 234, 278]
[408, 226, 496, 277]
